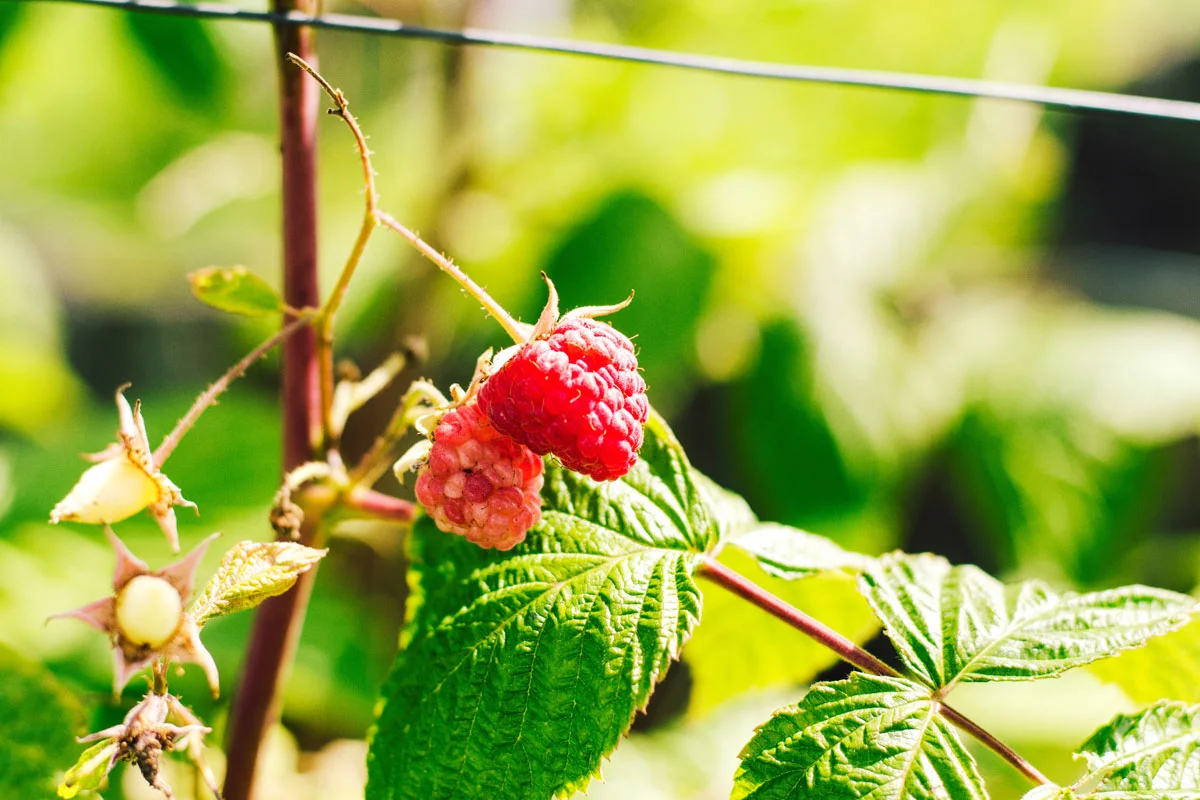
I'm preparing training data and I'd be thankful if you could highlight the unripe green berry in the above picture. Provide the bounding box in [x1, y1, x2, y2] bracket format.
[115, 575, 183, 648]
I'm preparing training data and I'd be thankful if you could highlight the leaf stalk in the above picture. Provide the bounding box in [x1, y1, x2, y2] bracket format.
[697, 556, 1051, 788]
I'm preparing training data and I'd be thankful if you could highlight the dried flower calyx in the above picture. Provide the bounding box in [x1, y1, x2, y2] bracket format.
[51, 386, 197, 551]
[60, 691, 213, 799]
[52, 528, 221, 696]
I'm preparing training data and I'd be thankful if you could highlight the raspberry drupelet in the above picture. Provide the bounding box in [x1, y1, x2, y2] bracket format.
[414, 401, 544, 550]
[479, 316, 649, 482]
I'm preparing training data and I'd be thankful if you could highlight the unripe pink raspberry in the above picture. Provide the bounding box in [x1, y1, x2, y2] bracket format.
[479, 316, 649, 482]
[414, 402, 544, 550]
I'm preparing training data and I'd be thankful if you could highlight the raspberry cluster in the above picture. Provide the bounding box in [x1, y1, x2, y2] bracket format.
[414, 402, 544, 550]
[411, 279, 649, 550]
[479, 317, 648, 482]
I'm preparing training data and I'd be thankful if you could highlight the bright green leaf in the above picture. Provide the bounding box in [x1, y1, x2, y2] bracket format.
[0, 646, 86, 799]
[367, 414, 716, 800]
[732, 673, 987, 800]
[1072, 701, 1200, 798]
[190, 540, 327, 627]
[859, 552, 1195, 689]
[685, 547, 879, 718]
[1088, 616, 1200, 705]
[57, 739, 117, 798]
[693, 469, 757, 541]
[188, 266, 285, 317]
[730, 522, 874, 579]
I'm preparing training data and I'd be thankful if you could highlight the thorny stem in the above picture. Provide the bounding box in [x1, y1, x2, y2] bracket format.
[287, 53, 526, 448]
[697, 556, 1051, 788]
[698, 556, 898, 677]
[291, 69, 527, 346]
[286, 53, 382, 447]
[376, 209, 527, 344]
[153, 314, 315, 468]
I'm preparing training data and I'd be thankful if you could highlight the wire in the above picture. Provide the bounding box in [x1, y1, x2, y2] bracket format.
[24, 0, 1200, 123]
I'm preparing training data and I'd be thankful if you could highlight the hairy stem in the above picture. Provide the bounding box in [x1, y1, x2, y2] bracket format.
[697, 556, 1050, 787]
[376, 210, 526, 344]
[344, 487, 418, 522]
[698, 556, 897, 677]
[223, 7, 322, 799]
[287, 55, 525, 373]
[153, 314, 314, 468]
[286, 53, 381, 446]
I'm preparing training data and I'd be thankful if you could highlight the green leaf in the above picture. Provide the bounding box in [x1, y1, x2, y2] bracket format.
[732, 673, 987, 800]
[859, 552, 1195, 689]
[0, 646, 86, 799]
[123, 15, 223, 109]
[1071, 701, 1200, 798]
[685, 546, 879, 718]
[188, 266, 285, 317]
[190, 540, 327, 627]
[1088, 616, 1200, 705]
[367, 414, 715, 800]
[731, 522, 874, 578]
[57, 739, 117, 799]
[693, 469, 757, 540]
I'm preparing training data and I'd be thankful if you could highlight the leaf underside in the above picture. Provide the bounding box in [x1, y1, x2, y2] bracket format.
[188, 266, 283, 317]
[1069, 701, 1200, 799]
[859, 552, 1195, 689]
[733, 673, 987, 800]
[730, 522, 875, 579]
[190, 540, 326, 627]
[366, 415, 717, 800]
[685, 547, 880, 718]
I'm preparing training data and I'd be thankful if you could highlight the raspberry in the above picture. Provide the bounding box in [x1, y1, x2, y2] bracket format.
[479, 317, 649, 481]
[414, 402, 544, 550]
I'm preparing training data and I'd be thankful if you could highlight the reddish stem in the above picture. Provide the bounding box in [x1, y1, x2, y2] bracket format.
[697, 556, 1050, 788]
[698, 556, 897, 677]
[345, 488, 418, 523]
[223, 6, 322, 800]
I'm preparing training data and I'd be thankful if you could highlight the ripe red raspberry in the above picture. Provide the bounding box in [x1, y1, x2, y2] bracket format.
[479, 317, 649, 481]
[414, 402, 544, 550]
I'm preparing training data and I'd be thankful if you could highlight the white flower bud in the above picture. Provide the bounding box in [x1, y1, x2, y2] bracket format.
[115, 575, 183, 648]
[51, 458, 160, 525]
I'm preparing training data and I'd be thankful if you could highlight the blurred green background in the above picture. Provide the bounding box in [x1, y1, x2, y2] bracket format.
[3, 0, 1200, 797]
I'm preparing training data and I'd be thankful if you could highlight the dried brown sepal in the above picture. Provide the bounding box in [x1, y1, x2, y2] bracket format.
[50, 529, 221, 696]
